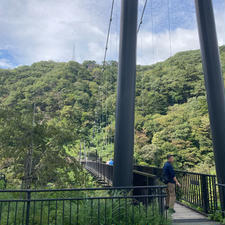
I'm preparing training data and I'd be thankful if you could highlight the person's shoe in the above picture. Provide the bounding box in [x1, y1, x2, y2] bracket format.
[168, 208, 176, 214]
[165, 206, 169, 210]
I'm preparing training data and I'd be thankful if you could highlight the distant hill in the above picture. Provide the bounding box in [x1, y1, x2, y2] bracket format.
[1, 46, 225, 181]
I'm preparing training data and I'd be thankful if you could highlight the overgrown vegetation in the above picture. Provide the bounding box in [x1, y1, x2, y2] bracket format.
[1, 46, 225, 186]
[210, 210, 225, 224]
[0, 190, 171, 225]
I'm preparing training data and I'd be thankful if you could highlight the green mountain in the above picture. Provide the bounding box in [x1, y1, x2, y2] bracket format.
[1, 46, 225, 186]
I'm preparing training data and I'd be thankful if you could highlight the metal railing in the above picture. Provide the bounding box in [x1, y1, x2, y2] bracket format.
[0, 186, 167, 225]
[0, 173, 7, 189]
[85, 161, 219, 214]
[218, 184, 225, 217]
[134, 165, 218, 214]
[85, 161, 113, 185]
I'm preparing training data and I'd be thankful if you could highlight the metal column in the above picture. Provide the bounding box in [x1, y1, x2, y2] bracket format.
[195, 0, 225, 210]
[113, 0, 138, 187]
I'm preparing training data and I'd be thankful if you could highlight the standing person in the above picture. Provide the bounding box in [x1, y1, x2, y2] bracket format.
[163, 154, 181, 213]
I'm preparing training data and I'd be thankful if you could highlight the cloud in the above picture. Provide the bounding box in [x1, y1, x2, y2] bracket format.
[0, 0, 224, 67]
[0, 58, 14, 68]
[137, 6, 225, 65]
[0, 0, 112, 66]
[139, 0, 146, 7]
[137, 28, 199, 65]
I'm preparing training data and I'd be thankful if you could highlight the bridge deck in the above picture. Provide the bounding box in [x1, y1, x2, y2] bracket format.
[84, 163, 220, 225]
[173, 203, 220, 225]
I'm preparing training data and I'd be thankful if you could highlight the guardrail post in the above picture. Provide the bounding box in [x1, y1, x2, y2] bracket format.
[218, 184, 225, 217]
[97, 161, 100, 178]
[100, 163, 102, 180]
[26, 191, 31, 225]
[212, 176, 218, 211]
[159, 187, 165, 216]
[201, 175, 209, 213]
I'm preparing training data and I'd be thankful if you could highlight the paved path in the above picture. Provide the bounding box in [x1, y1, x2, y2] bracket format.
[172, 203, 221, 225]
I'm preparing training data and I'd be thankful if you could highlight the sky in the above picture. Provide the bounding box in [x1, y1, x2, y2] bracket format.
[0, 0, 224, 68]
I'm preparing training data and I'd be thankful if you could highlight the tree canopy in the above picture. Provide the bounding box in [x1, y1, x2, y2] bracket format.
[1, 47, 225, 186]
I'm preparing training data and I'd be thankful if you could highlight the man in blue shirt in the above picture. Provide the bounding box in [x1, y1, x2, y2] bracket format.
[163, 154, 181, 213]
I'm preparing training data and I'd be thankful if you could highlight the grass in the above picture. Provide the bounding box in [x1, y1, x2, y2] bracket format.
[0, 190, 171, 225]
[209, 210, 225, 225]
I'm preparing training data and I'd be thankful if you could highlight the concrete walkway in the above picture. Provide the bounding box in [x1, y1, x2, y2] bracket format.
[172, 203, 221, 225]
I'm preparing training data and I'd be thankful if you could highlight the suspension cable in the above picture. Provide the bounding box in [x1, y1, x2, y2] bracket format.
[103, 0, 115, 69]
[151, 0, 155, 63]
[167, 0, 172, 57]
[96, 0, 115, 159]
[137, 0, 148, 33]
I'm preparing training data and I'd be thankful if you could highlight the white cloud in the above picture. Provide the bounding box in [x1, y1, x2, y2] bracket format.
[0, 0, 111, 65]
[139, 0, 146, 7]
[137, 8, 225, 65]
[137, 28, 199, 65]
[0, 0, 224, 67]
[0, 59, 13, 68]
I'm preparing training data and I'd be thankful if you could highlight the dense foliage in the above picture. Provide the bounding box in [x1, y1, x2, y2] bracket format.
[1, 46, 225, 185]
[0, 191, 170, 225]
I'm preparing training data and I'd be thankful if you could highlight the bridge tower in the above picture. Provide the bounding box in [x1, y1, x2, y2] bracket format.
[113, 0, 138, 187]
[195, 0, 225, 211]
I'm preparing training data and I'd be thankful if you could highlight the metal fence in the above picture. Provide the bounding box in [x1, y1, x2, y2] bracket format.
[0, 173, 7, 189]
[134, 165, 218, 214]
[85, 161, 219, 214]
[218, 184, 225, 217]
[85, 161, 113, 185]
[0, 186, 167, 225]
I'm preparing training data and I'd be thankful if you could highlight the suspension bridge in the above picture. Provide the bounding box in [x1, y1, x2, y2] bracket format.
[84, 0, 225, 224]
[0, 0, 225, 224]
[84, 161, 222, 224]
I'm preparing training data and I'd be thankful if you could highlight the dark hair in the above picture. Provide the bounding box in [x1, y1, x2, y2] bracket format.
[167, 154, 174, 160]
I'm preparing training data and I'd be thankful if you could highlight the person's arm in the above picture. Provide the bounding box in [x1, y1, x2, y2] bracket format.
[170, 166, 181, 187]
[173, 176, 181, 187]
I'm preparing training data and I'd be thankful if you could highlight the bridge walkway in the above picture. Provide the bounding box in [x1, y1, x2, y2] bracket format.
[84, 162, 221, 225]
[173, 203, 220, 224]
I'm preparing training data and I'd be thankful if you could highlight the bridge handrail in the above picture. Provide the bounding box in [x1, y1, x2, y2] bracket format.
[134, 165, 216, 177]
[0, 185, 167, 193]
[85, 160, 219, 215]
[134, 164, 218, 214]
[86, 160, 216, 177]
[0, 185, 168, 224]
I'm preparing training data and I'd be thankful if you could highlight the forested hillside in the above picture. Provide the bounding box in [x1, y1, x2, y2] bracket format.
[1, 46, 225, 186]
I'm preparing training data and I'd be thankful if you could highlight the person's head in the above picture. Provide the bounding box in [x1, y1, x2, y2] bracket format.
[167, 154, 174, 163]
